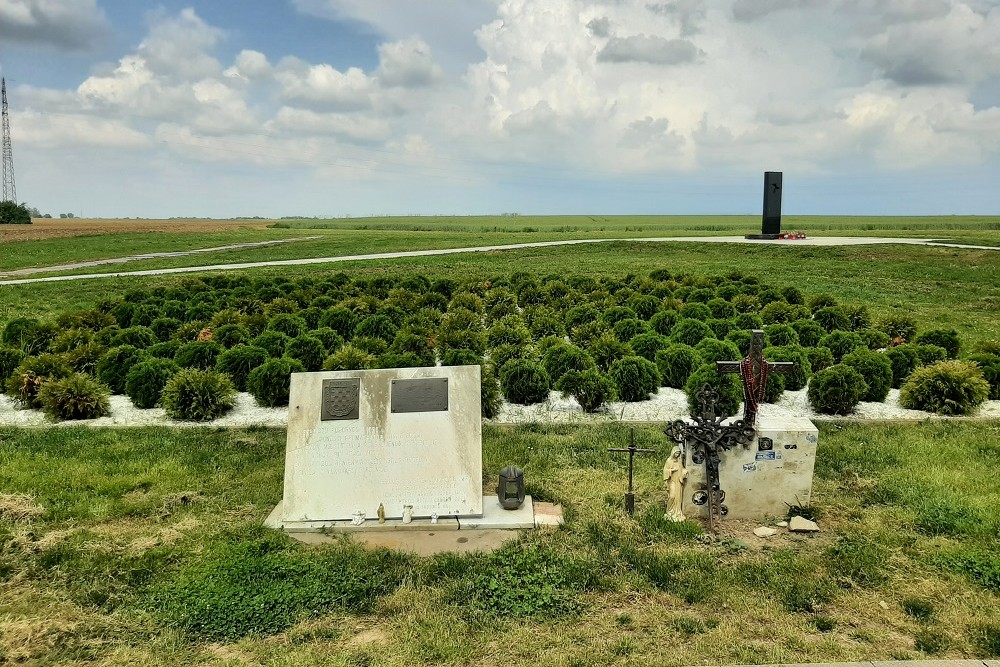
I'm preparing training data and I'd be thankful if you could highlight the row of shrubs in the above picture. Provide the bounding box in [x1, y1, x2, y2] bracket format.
[1, 270, 997, 420]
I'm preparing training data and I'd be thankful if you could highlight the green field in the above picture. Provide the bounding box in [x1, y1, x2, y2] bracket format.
[1, 422, 998, 665]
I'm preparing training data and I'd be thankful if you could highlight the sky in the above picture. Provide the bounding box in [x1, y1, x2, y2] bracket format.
[2, 0, 999, 218]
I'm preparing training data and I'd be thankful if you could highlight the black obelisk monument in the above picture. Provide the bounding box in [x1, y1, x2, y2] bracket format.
[746, 171, 782, 239]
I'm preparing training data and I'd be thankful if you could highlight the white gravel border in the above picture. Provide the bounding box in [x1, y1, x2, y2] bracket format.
[2, 387, 997, 428]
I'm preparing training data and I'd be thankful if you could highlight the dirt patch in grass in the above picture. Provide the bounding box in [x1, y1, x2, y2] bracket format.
[4, 218, 274, 242]
[0, 493, 45, 522]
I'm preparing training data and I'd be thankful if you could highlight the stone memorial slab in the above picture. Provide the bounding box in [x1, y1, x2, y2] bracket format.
[273, 365, 482, 531]
[683, 414, 818, 520]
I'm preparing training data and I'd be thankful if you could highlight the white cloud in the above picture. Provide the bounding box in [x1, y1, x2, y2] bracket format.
[275, 59, 374, 110]
[16, 110, 149, 148]
[597, 35, 701, 65]
[0, 0, 108, 50]
[137, 8, 224, 81]
[376, 38, 443, 87]
[267, 107, 390, 142]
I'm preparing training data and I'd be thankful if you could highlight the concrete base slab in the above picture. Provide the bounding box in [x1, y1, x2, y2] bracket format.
[744, 234, 782, 240]
[458, 496, 535, 529]
[288, 528, 520, 555]
[534, 502, 565, 527]
[266, 501, 461, 532]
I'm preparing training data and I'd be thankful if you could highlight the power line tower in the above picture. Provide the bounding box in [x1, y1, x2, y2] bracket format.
[2, 77, 16, 203]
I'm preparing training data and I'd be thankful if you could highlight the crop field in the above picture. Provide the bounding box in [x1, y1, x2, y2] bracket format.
[0, 215, 998, 665]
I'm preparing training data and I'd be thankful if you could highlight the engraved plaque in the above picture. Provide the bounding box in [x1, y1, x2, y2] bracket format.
[321, 378, 360, 421]
[391, 378, 448, 413]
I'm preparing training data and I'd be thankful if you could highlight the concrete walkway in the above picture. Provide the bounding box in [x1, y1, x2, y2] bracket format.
[1, 236, 996, 286]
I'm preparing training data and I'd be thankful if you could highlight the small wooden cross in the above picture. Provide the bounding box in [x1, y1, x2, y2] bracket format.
[716, 329, 796, 427]
[608, 430, 656, 516]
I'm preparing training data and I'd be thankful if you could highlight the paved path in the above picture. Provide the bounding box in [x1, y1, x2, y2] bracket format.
[0, 236, 321, 278]
[1, 236, 996, 286]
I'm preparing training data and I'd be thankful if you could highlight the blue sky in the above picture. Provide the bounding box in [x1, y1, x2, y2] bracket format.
[2, 0, 999, 218]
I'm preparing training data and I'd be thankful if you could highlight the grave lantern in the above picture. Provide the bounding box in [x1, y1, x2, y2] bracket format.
[497, 466, 525, 510]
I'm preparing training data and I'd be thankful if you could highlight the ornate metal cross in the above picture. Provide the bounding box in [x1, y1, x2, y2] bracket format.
[664, 385, 755, 532]
[716, 329, 796, 427]
[608, 430, 656, 516]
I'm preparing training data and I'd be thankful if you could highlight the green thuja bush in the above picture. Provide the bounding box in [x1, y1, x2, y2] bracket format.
[858, 328, 891, 350]
[880, 314, 918, 343]
[487, 318, 532, 348]
[348, 336, 387, 356]
[499, 359, 551, 405]
[212, 324, 251, 349]
[437, 308, 486, 355]
[807, 364, 868, 415]
[791, 319, 826, 348]
[96, 345, 148, 394]
[389, 330, 435, 365]
[480, 362, 503, 419]
[628, 333, 670, 362]
[322, 344, 375, 371]
[693, 338, 740, 365]
[161, 368, 237, 421]
[764, 345, 812, 391]
[649, 310, 679, 336]
[5, 354, 73, 408]
[556, 368, 616, 412]
[376, 352, 426, 369]
[150, 317, 182, 342]
[252, 331, 291, 358]
[820, 330, 865, 363]
[684, 364, 742, 418]
[899, 360, 990, 416]
[813, 306, 851, 333]
[2, 317, 52, 354]
[764, 324, 799, 347]
[706, 298, 735, 319]
[311, 327, 344, 355]
[441, 348, 482, 367]
[38, 373, 111, 421]
[967, 353, 1000, 399]
[609, 356, 661, 402]
[285, 335, 326, 372]
[671, 318, 714, 347]
[569, 321, 608, 348]
[0, 347, 26, 383]
[174, 341, 223, 370]
[110, 326, 157, 349]
[613, 318, 650, 342]
[733, 312, 763, 330]
[599, 306, 638, 327]
[216, 345, 268, 392]
[707, 318, 733, 340]
[913, 343, 948, 366]
[656, 344, 702, 388]
[148, 341, 181, 360]
[914, 329, 960, 358]
[318, 307, 357, 339]
[725, 329, 753, 356]
[125, 358, 181, 409]
[805, 346, 835, 373]
[247, 358, 306, 408]
[679, 302, 712, 321]
[588, 334, 632, 372]
[542, 343, 596, 384]
[841, 349, 893, 402]
[887, 344, 921, 388]
[355, 314, 398, 342]
[628, 294, 661, 320]
[267, 313, 308, 339]
[48, 327, 93, 353]
[808, 294, 838, 313]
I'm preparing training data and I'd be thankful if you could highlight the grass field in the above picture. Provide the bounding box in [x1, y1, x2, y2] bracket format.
[1, 421, 998, 665]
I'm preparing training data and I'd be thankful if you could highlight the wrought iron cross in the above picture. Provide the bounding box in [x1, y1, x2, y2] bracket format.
[608, 430, 656, 516]
[716, 329, 796, 427]
[665, 385, 756, 532]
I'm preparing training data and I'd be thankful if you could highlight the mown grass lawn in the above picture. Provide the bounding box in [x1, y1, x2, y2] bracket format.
[1, 422, 998, 666]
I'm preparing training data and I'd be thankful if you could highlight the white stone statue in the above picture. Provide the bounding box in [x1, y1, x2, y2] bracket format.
[401, 505, 414, 524]
[664, 445, 688, 522]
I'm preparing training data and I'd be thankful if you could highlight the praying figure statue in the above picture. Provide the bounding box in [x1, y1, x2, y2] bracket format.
[663, 445, 688, 522]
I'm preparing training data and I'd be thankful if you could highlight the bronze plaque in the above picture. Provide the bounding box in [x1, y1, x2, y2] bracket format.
[391, 378, 448, 413]
[321, 378, 360, 421]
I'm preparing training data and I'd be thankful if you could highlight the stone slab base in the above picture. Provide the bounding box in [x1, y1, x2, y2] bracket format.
[458, 496, 535, 529]
[744, 233, 782, 240]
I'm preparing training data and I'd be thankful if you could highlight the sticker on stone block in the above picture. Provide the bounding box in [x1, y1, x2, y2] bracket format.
[391, 378, 449, 413]
[755, 451, 782, 462]
[321, 378, 360, 421]
[743, 463, 757, 472]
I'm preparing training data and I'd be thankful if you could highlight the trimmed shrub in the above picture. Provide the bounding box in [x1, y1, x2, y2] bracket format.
[441, 349, 483, 367]
[733, 312, 763, 330]
[808, 294, 838, 313]
[858, 328, 891, 351]
[706, 298, 735, 320]
[389, 330, 435, 366]
[355, 315, 398, 342]
[841, 349, 893, 402]
[913, 343, 948, 366]
[629, 333, 670, 362]
[213, 324, 251, 349]
[887, 344, 921, 388]
[37, 373, 111, 421]
[588, 334, 633, 372]
[791, 319, 826, 348]
[764, 324, 799, 347]
[64, 342, 105, 374]
[5, 354, 73, 407]
[174, 341, 224, 370]
[671, 318, 714, 347]
[807, 364, 868, 415]
[725, 329, 753, 356]
[707, 318, 734, 340]
[556, 369, 616, 412]
[609, 356, 661, 402]
[318, 307, 357, 339]
[782, 285, 804, 305]
[760, 301, 795, 325]
[565, 304, 599, 331]
[150, 317, 182, 342]
[352, 337, 388, 356]
[914, 329, 960, 359]
[2, 317, 53, 354]
[805, 346, 835, 373]
[216, 345, 269, 392]
[813, 306, 851, 333]
[679, 302, 712, 321]
[599, 306, 638, 327]
[322, 344, 375, 371]
[570, 321, 608, 348]
[489, 344, 534, 371]
[148, 341, 181, 360]
[252, 331, 291, 358]
[96, 345, 148, 394]
[842, 305, 871, 331]
[267, 314, 308, 339]
[764, 345, 812, 391]
[311, 327, 344, 355]
[627, 294, 661, 320]
[899, 361, 990, 416]
[376, 352, 426, 369]
[0, 347, 26, 382]
[161, 368, 237, 421]
[481, 362, 502, 419]
[542, 343, 596, 384]
[684, 364, 742, 418]
[649, 310, 679, 336]
[499, 359, 551, 405]
[819, 330, 865, 363]
[285, 335, 326, 372]
[967, 353, 1000, 400]
[125, 358, 181, 409]
[879, 315, 917, 344]
[656, 344, 702, 389]
[529, 315, 566, 339]
[110, 326, 157, 349]
[247, 358, 306, 408]
[437, 308, 486, 355]
[693, 338, 741, 365]
[487, 319, 532, 349]
[613, 318, 650, 342]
